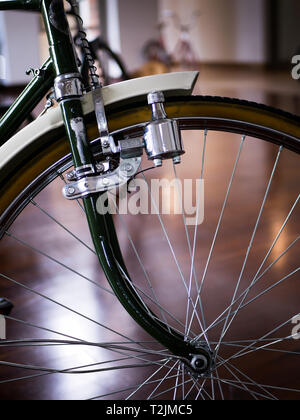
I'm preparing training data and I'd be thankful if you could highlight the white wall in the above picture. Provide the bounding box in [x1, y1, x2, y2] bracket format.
[159, 0, 267, 64]
[235, 0, 266, 63]
[0, 11, 40, 86]
[106, 0, 159, 72]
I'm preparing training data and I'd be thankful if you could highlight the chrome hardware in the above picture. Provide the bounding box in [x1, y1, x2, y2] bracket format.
[54, 73, 83, 101]
[74, 164, 96, 178]
[63, 157, 142, 200]
[95, 162, 106, 173]
[190, 354, 208, 372]
[173, 156, 181, 165]
[90, 135, 144, 159]
[66, 170, 77, 182]
[101, 135, 119, 155]
[62, 90, 186, 202]
[92, 87, 112, 154]
[65, 165, 95, 182]
[185, 342, 215, 378]
[153, 159, 163, 168]
[66, 162, 109, 182]
[118, 137, 144, 159]
[144, 91, 185, 165]
[26, 67, 47, 78]
[39, 91, 56, 118]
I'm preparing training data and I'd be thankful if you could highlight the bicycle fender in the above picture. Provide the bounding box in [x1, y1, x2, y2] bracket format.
[0, 71, 199, 171]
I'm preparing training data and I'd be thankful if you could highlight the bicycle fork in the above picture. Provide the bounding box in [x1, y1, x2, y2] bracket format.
[42, 0, 213, 376]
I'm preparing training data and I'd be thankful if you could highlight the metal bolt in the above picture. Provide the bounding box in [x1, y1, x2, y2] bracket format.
[125, 164, 133, 172]
[194, 359, 206, 369]
[173, 156, 181, 165]
[66, 171, 76, 180]
[96, 163, 105, 173]
[67, 187, 76, 195]
[102, 141, 109, 149]
[190, 355, 208, 372]
[102, 178, 110, 186]
[153, 159, 163, 168]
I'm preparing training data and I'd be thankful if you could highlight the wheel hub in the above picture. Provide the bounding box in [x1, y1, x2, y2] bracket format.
[185, 343, 215, 378]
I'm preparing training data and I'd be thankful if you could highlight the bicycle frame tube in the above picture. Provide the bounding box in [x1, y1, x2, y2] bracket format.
[0, 2, 56, 144]
[0, 0, 209, 365]
[0, 58, 55, 145]
[0, 0, 40, 10]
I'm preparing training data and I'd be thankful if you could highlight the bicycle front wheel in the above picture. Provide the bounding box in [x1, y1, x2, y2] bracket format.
[0, 96, 299, 400]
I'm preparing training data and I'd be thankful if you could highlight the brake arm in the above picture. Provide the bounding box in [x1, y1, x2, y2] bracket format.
[62, 156, 142, 200]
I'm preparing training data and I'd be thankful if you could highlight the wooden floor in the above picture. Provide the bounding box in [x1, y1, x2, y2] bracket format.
[0, 66, 299, 400]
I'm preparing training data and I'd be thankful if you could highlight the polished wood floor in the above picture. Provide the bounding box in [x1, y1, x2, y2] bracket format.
[0, 67, 299, 400]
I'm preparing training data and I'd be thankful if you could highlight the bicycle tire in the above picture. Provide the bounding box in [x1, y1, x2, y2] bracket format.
[0, 96, 299, 400]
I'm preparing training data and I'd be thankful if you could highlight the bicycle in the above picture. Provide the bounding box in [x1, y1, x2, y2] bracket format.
[142, 11, 172, 71]
[0, 0, 299, 400]
[168, 10, 201, 69]
[140, 9, 200, 75]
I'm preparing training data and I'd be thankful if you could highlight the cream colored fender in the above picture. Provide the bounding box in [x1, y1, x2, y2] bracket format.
[0, 71, 199, 171]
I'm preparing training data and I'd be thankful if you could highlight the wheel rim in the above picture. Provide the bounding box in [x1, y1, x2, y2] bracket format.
[0, 112, 299, 400]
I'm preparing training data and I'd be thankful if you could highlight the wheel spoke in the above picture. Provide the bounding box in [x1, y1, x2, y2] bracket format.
[150, 376, 194, 400]
[218, 315, 298, 367]
[232, 267, 299, 327]
[112, 201, 173, 334]
[216, 146, 283, 354]
[193, 236, 299, 342]
[125, 359, 171, 400]
[215, 377, 300, 395]
[0, 355, 159, 387]
[217, 356, 277, 400]
[0, 358, 169, 375]
[0, 272, 146, 344]
[5, 231, 113, 296]
[221, 363, 259, 400]
[185, 377, 202, 400]
[215, 369, 225, 400]
[211, 376, 279, 399]
[115, 260, 196, 339]
[194, 378, 207, 400]
[184, 130, 209, 343]
[173, 363, 181, 400]
[230, 333, 299, 360]
[219, 341, 300, 356]
[187, 136, 246, 337]
[30, 199, 95, 254]
[89, 373, 181, 400]
[142, 172, 205, 335]
[146, 360, 179, 400]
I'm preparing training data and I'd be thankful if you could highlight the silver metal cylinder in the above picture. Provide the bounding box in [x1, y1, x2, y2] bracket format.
[144, 119, 184, 160]
[144, 91, 185, 162]
[54, 73, 83, 101]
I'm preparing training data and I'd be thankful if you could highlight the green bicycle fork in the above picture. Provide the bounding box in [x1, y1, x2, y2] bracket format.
[40, 0, 211, 373]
